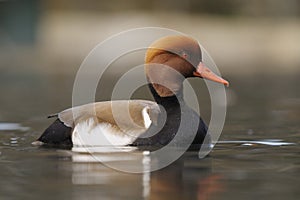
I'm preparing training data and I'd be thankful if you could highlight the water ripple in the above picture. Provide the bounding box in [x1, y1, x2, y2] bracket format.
[218, 139, 294, 146]
[0, 123, 29, 131]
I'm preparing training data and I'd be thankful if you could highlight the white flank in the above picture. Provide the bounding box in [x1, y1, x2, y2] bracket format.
[142, 107, 152, 129]
[72, 118, 141, 146]
[57, 100, 161, 147]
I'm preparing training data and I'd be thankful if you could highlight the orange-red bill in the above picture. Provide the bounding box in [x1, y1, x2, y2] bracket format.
[193, 62, 229, 87]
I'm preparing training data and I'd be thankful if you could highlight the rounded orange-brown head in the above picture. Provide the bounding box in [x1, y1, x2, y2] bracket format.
[145, 35, 229, 97]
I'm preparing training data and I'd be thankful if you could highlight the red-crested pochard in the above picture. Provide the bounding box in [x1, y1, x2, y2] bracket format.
[33, 35, 229, 148]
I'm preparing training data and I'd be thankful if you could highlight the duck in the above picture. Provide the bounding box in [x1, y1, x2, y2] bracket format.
[33, 35, 229, 149]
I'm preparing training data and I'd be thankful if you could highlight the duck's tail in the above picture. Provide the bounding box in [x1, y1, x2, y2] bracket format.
[32, 119, 73, 147]
[47, 113, 58, 118]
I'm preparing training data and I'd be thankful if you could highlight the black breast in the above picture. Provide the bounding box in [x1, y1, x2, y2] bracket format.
[131, 84, 209, 148]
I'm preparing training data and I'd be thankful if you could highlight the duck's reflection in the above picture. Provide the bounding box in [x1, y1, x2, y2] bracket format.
[67, 150, 225, 200]
[150, 154, 225, 200]
[150, 160, 184, 200]
[197, 174, 224, 200]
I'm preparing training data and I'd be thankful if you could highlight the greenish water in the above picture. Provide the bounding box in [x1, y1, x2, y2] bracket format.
[0, 72, 299, 200]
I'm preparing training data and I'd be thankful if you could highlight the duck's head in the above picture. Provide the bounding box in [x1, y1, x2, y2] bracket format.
[145, 35, 229, 97]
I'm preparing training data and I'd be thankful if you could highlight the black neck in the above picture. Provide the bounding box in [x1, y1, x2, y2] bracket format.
[148, 84, 185, 110]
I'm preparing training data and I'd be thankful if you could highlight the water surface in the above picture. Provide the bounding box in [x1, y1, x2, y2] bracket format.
[0, 73, 299, 200]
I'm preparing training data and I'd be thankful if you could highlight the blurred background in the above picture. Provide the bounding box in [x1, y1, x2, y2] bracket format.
[0, 0, 300, 122]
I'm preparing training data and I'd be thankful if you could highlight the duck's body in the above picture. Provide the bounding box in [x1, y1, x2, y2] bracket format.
[36, 99, 160, 147]
[34, 35, 228, 149]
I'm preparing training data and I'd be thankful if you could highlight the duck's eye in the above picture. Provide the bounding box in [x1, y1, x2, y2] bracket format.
[181, 52, 188, 59]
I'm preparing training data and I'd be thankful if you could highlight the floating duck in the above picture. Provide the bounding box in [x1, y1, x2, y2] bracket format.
[33, 35, 229, 149]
